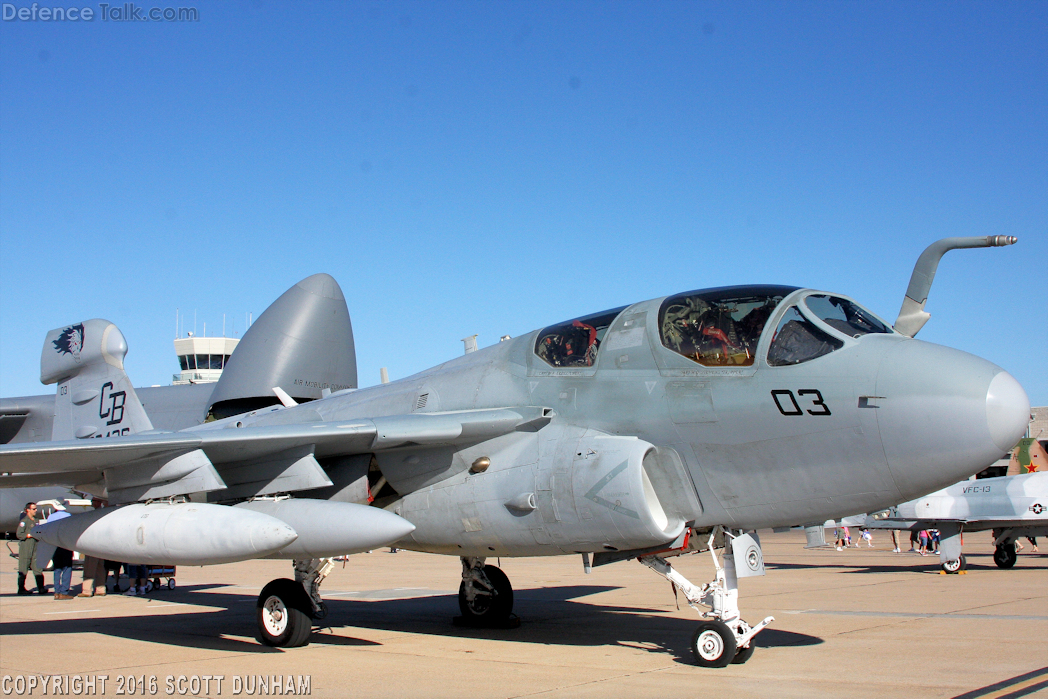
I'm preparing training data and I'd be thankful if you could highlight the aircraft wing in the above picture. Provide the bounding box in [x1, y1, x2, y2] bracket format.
[0, 406, 553, 500]
[861, 516, 1045, 532]
[0, 433, 202, 473]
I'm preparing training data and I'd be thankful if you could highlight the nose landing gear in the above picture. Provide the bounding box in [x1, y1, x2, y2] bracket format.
[940, 555, 967, 574]
[639, 527, 774, 668]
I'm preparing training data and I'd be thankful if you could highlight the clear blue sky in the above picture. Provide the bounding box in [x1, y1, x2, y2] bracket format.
[1, 1, 1045, 406]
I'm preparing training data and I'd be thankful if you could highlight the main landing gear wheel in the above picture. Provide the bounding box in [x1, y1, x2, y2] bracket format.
[993, 544, 1017, 569]
[941, 555, 966, 574]
[692, 620, 738, 668]
[257, 579, 312, 648]
[458, 564, 514, 624]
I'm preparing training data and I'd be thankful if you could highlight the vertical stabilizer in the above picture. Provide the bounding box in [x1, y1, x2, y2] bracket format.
[41, 320, 153, 440]
[206, 273, 357, 420]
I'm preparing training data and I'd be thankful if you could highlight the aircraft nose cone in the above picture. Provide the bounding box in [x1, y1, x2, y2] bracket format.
[985, 370, 1030, 452]
[876, 341, 1029, 501]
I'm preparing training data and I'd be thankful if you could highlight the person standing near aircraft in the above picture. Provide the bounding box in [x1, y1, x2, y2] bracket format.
[1015, 537, 1038, 552]
[124, 564, 148, 596]
[51, 546, 74, 599]
[16, 502, 45, 594]
[78, 555, 107, 596]
[78, 499, 109, 597]
[44, 505, 75, 599]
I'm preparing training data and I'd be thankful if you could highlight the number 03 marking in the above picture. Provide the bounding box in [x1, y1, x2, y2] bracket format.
[772, 389, 831, 416]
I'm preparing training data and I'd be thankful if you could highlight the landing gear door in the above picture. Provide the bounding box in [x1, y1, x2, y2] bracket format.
[731, 532, 765, 578]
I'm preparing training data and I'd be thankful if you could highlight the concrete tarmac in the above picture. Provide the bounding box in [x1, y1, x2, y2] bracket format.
[2, 530, 1046, 699]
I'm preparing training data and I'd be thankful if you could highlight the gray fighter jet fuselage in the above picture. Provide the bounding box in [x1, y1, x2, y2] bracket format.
[216, 283, 1027, 554]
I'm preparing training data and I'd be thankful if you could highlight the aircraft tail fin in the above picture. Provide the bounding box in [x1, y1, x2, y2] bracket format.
[205, 273, 357, 420]
[41, 320, 154, 440]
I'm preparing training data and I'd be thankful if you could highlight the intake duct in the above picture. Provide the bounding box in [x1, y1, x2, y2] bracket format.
[397, 426, 702, 557]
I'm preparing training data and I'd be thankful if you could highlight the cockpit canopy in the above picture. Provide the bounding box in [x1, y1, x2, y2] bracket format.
[803, 295, 893, 338]
[535, 306, 627, 368]
[767, 294, 894, 366]
[533, 286, 894, 370]
[659, 285, 797, 367]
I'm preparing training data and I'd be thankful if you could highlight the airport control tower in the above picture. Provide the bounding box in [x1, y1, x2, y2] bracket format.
[172, 334, 239, 384]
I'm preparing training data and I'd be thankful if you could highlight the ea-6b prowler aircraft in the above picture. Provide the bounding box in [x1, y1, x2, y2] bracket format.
[0, 237, 1031, 667]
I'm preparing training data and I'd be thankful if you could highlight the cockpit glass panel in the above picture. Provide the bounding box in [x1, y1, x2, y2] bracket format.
[535, 306, 627, 368]
[767, 306, 843, 366]
[803, 295, 892, 338]
[658, 285, 795, 366]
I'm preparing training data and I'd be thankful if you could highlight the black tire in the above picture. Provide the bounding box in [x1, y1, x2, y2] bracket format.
[458, 565, 513, 622]
[257, 579, 312, 648]
[731, 643, 755, 664]
[691, 620, 738, 668]
[993, 544, 1017, 569]
[941, 555, 966, 574]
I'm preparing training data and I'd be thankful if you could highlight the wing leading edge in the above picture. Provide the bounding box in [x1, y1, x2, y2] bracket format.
[0, 406, 554, 502]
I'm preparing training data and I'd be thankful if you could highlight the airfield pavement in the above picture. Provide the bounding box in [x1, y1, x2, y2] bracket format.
[1, 529, 1046, 699]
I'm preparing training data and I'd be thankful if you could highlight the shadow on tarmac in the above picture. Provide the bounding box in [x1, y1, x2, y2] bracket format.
[767, 551, 1046, 575]
[0, 583, 823, 664]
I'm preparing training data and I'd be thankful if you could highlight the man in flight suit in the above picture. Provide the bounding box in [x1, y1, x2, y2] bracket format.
[16, 502, 46, 595]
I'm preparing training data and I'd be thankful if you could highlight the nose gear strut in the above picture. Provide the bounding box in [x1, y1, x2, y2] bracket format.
[638, 526, 774, 667]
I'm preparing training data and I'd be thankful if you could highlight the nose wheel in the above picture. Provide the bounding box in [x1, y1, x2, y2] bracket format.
[692, 620, 737, 668]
